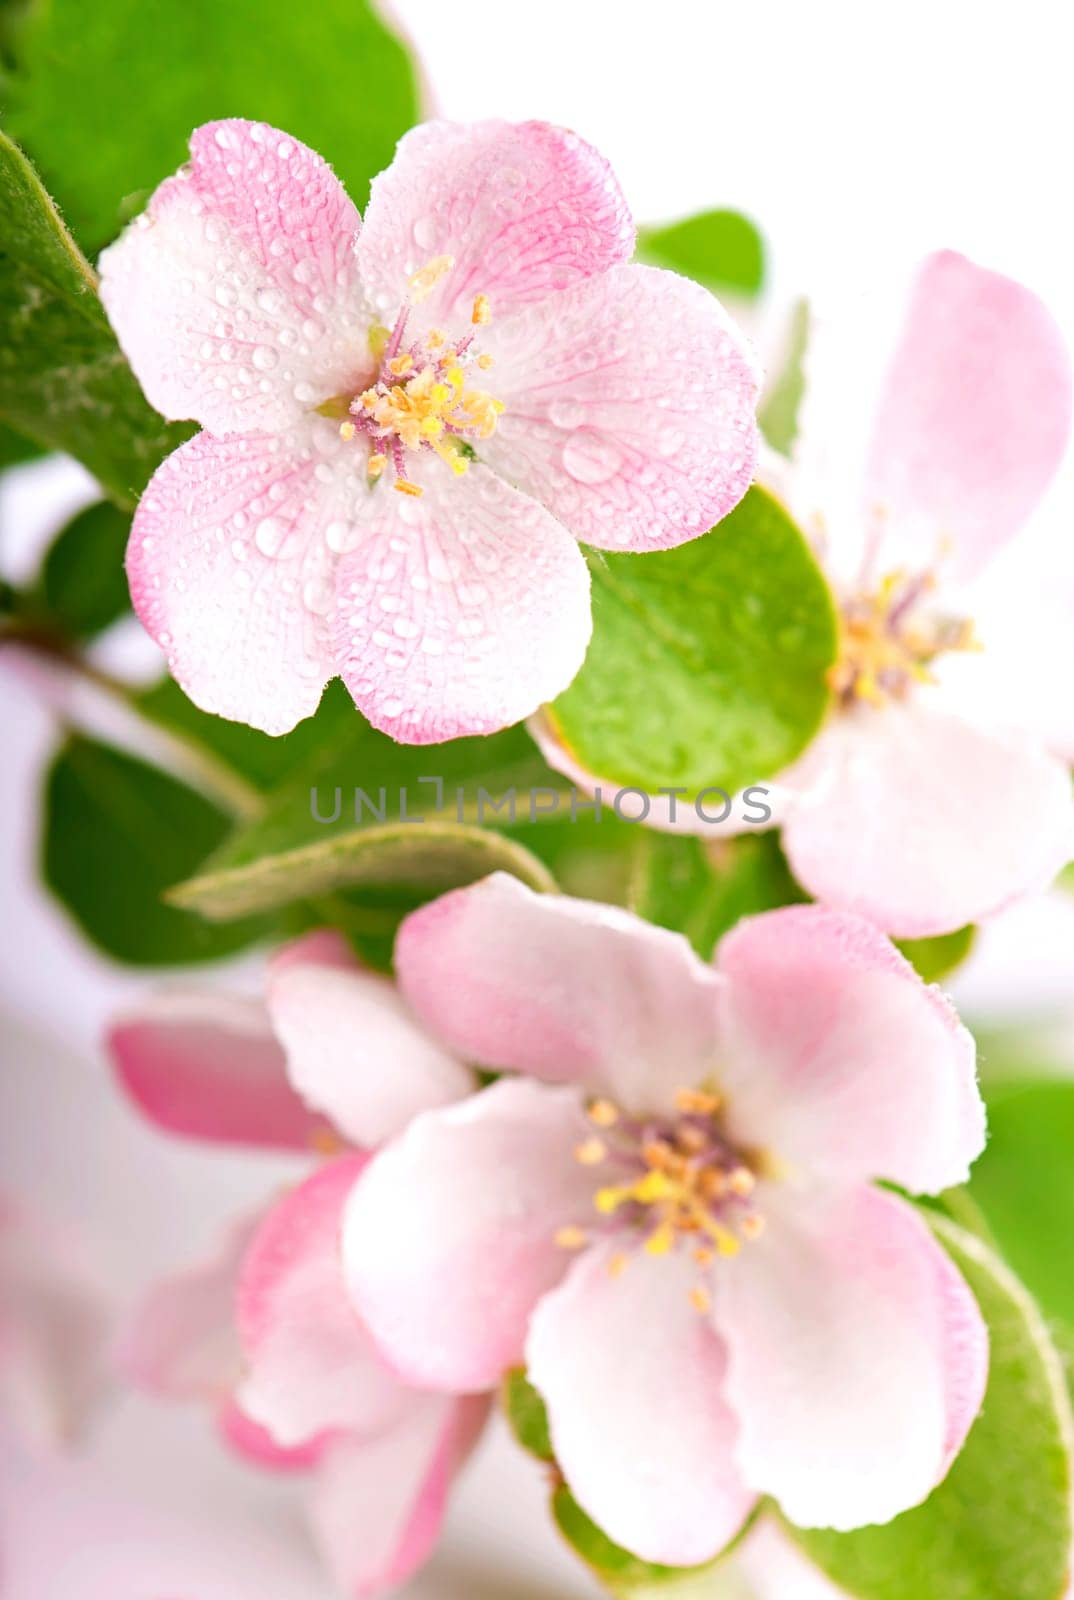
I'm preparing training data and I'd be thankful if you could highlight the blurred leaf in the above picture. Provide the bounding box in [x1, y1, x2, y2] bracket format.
[551, 488, 837, 799]
[631, 831, 804, 959]
[553, 1486, 749, 1597]
[0, 418, 42, 469]
[42, 734, 270, 964]
[36, 499, 130, 637]
[968, 1078, 1074, 1337]
[790, 1215, 1073, 1600]
[5, 0, 419, 258]
[0, 130, 189, 504]
[502, 1368, 554, 1463]
[759, 297, 809, 456]
[896, 925, 976, 984]
[636, 210, 764, 298]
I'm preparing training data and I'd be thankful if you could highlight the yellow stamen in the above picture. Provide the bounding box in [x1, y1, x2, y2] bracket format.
[555, 1225, 589, 1250]
[693, 1246, 715, 1267]
[741, 1213, 766, 1240]
[689, 1285, 713, 1314]
[477, 352, 495, 369]
[674, 1087, 722, 1116]
[367, 452, 387, 480]
[394, 479, 423, 497]
[409, 254, 455, 303]
[388, 354, 414, 377]
[644, 1222, 676, 1256]
[587, 1099, 619, 1128]
[574, 1137, 607, 1167]
[728, 1166, 756, 1198]
[472, 292, 492, 325]
[309, 1127, 348, 1157]
[608, 1252, 629, 1279]
[339, 420, 356, 441]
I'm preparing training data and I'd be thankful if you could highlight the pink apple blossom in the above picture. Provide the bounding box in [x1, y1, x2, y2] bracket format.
[342, 872, 989, 1567]
[536, 251, 1074, 936]
[106, 930, 486, 1596]
[99, 118, 760, 744]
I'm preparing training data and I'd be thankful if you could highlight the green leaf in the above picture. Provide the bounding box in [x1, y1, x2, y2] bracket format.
[896, 925, 976, 984]
[42, 734, 270, 965]
[502, 1369, 554, 1462]
[0, 418, 42, 469]
[553, 1487, 751, 1597]
[630, 831, 805, 959]
[636, 210, 765, 298]
[759, 297, 809, 456]
[0, 130, 189, 504]
[36, 499, 130, 637]
[968, 1078, 1074, 1337]
[551, 487, 837, 798]
[5, 0, 419, 258]
[789, 1216, 1074, 1600]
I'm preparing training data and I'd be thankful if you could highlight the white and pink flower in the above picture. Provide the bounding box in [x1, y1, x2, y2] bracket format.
[537, 251, 1074, 936]
[342, 872, 989, 1568]
[106, 930, 486, 1597]
[100, 118, 760, 744]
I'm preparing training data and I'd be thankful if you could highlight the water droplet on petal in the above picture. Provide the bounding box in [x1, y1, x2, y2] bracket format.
[562, 429, 622, 485]
[549, 399, 586, 429]
[252, 345, 279, 372]
[324, 520, 359, 554]
[303, 578, 333, 614]
[254, 516, 286, 557]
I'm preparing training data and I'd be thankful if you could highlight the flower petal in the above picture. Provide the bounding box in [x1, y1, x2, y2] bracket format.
[266, 944, 474, 1148]
[395, 872, 724, 1110]
[715, 1183, 987, 1530]
[781, 697, 1074, 937]
[527, 1242, 754, 1567]
[308, 1394, 488, 1598]
[99, 119, 368, 435]
[864, 251, 1071, 582]
[128, 420, 357, 736]
[332, 458, 591, 743]
[237, 1156, 419, 1447]
[731, 1518, 852, 1600]
[356, 120, 634, 327]
[715, 904, 984, 1194]
[343, 1078, 595, 1390]
[483, 264, 759, 550]
[107, 988, 325, 1151]
[119, 1214, 257, 1402]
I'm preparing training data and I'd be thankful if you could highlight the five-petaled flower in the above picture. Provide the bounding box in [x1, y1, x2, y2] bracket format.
[536, 250, 1074, 936]
[100, 118, 760, 744]
[107, 930, 485, 1598]
[342, 873, 989, 1568]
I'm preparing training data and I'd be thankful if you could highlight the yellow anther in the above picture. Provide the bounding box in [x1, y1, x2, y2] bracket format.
[555, 1225, 589, 1251]
[728, 1166, 756, 1198]
[368, 323, 390, 361]
[367, 452, 387, 480]
[309, 1127, 347, 1157]
[642, 1139, 676, 1172]
[477, 352, 495, 369]
[574, 1137, 607, 1167]
[594, 1184, 631, 1215]
[674, 1087, 722, 1116]
[409, 254, 455, 303]
[608, 1252, 630, 1279]
[394, 479, 423, 497]
[741, 1213, 766, 1240]
[339, 420, 356, 441]
[472, 293, 492, 325]
[427, 329, 447, 348]
[689, 1285, 713, 1314]
[633, 1170, 675, 1204]
[693, 1246, 715, 1268]
[587, 1099, 619, 1128]
[644, 1223, 676, 1256]
[433, 440, 470, 476]
[388, 355, 414, 377]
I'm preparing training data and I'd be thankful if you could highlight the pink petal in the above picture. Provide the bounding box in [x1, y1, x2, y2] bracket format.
[128, 421, 356, 736]
[483, 264, 760, 550]
[356, 120, 634, 328]
[715, 904, 984, 1194]
[266, 939, 475, 1149]
[527, 1242, 754, 1567]
[99, 119, 368, 436]
[395, 872, 724, 1111]
[781, 697, 1074, 937]
[342, 1078, 596, 1390]
[119, 1214, 258, 1402]
[864, 251, 1071, 582]
[715, 1183, 987, 1529]
[218, 1399, 327, 1472]
[308, 1394, 489, 1598]
[107, 989, 326, 1151]
[332, 459, 592, 743]
[237, 1156, 419, 1447]
[731, 1518, 851, 1600]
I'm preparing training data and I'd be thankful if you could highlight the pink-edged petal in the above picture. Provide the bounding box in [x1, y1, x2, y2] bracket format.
[864, 251, 1071, 582]
[356, 120, 634, 328]
[106, 988, 325, 1151]
[119, 1214, 258, 1402]
[99, 119, 369, 435]
[218, 1399, 328, 1472]
[781, 697, 1074, 937]
[395, 872, 723, 1111]
[0, 1198, 113, 1450]
[308, 1394, 489, 1598]
[483, 264, 759, 551]
[527, 1241, 754, 1567]
[715, 904, 984, 1194]
[716, 1183, 987, 1530]
[236, 1156, 418, 1448]
[332, 458, 591, 743]
[731, 1518, 850, 1600]
[128, 420, 360, 736]
[266, 946, 474, 1150]
[343, 1078, 597, 1390]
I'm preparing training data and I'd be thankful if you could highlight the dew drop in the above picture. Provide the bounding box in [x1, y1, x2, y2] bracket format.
[254, 516, 286, 556]
[562, 430, 621, 485]
[303, 578, 333, 614]
[324, 519, 359, 554]
[549, 399, 586, 429]
[252, 344, 279, 372]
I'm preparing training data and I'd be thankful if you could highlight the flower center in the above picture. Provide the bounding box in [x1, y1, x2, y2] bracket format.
[556, 1088, 766, 1313]
[331, 255, 504, 499]
[828, 569, 980, 707]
